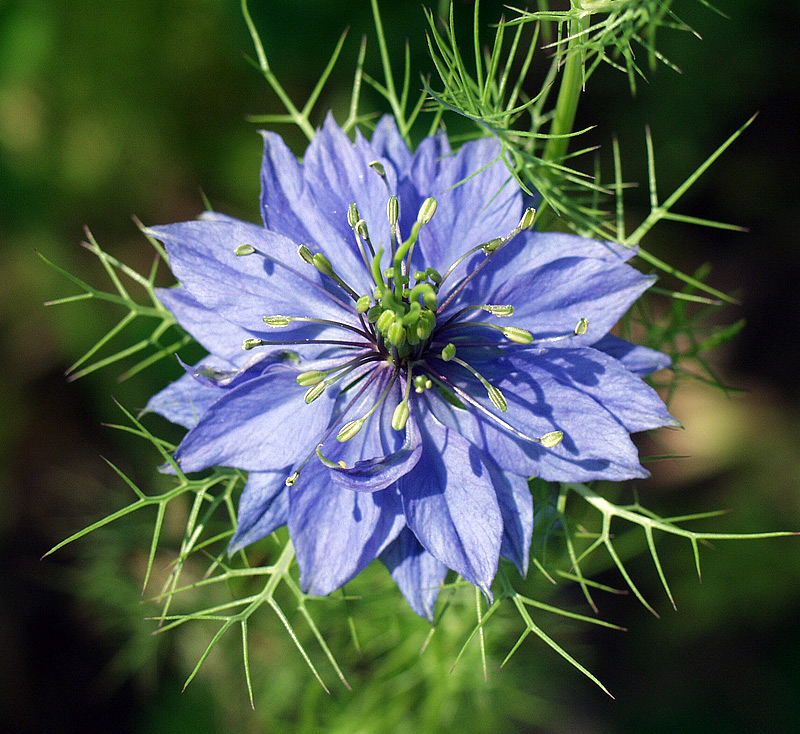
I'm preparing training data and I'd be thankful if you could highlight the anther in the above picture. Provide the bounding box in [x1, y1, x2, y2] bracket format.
[417, 197, 438, 225]
[500, 326, 534, 344]
[243, 338, 266, 350]
[356, 295, 371, 313]
[368, 160, 386, 178]
[355, 219, 370, 241]
[441, 343, 456, 361]
[264, 315, 292, 327]
[574, 318, 589, 335]
[387, 196, 399, 227]
[540, 431, 564, 448]
[518, 207, 536, 230]
[337, 419, 364, 442]
[234, 244, 256, 256]
[391, 400, 409, 431]
[347, 203, 360, 228]
[297, 245, 314, 264]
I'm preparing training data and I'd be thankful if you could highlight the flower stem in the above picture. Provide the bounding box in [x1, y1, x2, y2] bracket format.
[542, 13, 590, 164]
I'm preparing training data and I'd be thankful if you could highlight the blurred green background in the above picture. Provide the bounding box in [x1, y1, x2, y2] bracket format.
[2, 1, 799, 732]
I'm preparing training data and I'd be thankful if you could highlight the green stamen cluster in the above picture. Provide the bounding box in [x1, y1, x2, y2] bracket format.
[354, 197, 443, 360]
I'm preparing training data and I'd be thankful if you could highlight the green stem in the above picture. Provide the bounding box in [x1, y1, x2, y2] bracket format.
[542, 12, 590, 163]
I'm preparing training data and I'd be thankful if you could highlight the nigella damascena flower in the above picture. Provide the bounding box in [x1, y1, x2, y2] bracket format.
[147, 115, 675, 620]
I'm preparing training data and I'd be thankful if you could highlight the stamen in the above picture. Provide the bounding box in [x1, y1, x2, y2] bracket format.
[242, 337, 371, 350]
[301, 354, 382, 403]
[437, 207, 536, 314]
[285, 366, 387, 485]
[336, 368, 400, 441]
[438, 320, 534, 344]
[450, 356, 508, 412]
[424, 365, 563, 447]
[263, 314, 372, 339]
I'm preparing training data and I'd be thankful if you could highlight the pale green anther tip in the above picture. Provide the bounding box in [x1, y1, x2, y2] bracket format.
[501, 326, 534, 344]
[484, 304, 514, 317]
[355, 219, 369, 240]
[234, 243, 256, 256]
[387, 196, 399, 226]
[264, 315, 291, 327]
[574, 318, 589, 336]
[356, 295, 371, 313]
[347, 202, 360, 228]
[417, 197, 437, 224]
[519, 207, 536, 230]
[540, 430, 564, 448]
[296, 370, 325, 387]
[242, 338, 263, 350]
[298, 245, 314, 264]
[337, 419, 363, 442]
[441, 343, 456, 361]
[285, 471, 299, 487]
[391, 401, 409, 431]
[482, 237, 503, 254]
[304, 382, 327, 404]
[369, 160, 386, 178]
[487, 385, 507, 412]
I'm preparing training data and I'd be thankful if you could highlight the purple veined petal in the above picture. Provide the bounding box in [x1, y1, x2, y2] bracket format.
[479, 256, 655, 348]
[412, 136, 522, 274]
[157, 286, 254, 363]
[593, 334, 672, 376]
[146, 368, 225, 429]
[369, 116, 413, 173]
[149, 218, 358, 336]
[330, 413, 422, 492]
[288, 459, 405, 596]
[399, 409, 502, 597]
[424, 350, 660, 482]
[228, 470, 290, 553]
[484, 458, 534, 576]
[173, 364, 338, 473]
[379, 526, 448, 621]
[300, 114, 400, 292]
[503, 348, 678, 433]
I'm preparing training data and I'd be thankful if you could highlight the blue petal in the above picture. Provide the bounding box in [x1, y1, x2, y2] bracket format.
[174, 364, 337, 473]
[412, 136, 522, 274]
[593, 334, 672, 376]
[481, 254, 654, 347]
[399, 411, 502, 597]
[331, 412, 422, 492]
[149, 218, 357, 338]
[157, 286, 252, 362]
[300, 114, 400, 291]
[228, 470, 289, 553]
[379, 527, 447, 621]
[369, 116, 413, 173]
[485, 459, 533, 576]
[146, 369, 223, 428]
[288, 460, 405, 596]
[426, 347, 671, 482]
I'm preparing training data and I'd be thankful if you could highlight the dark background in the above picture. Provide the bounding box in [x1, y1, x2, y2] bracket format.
[2, 1, 799, 732]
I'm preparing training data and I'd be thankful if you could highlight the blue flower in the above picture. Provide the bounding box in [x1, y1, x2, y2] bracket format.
[147, 115, 675, 620]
